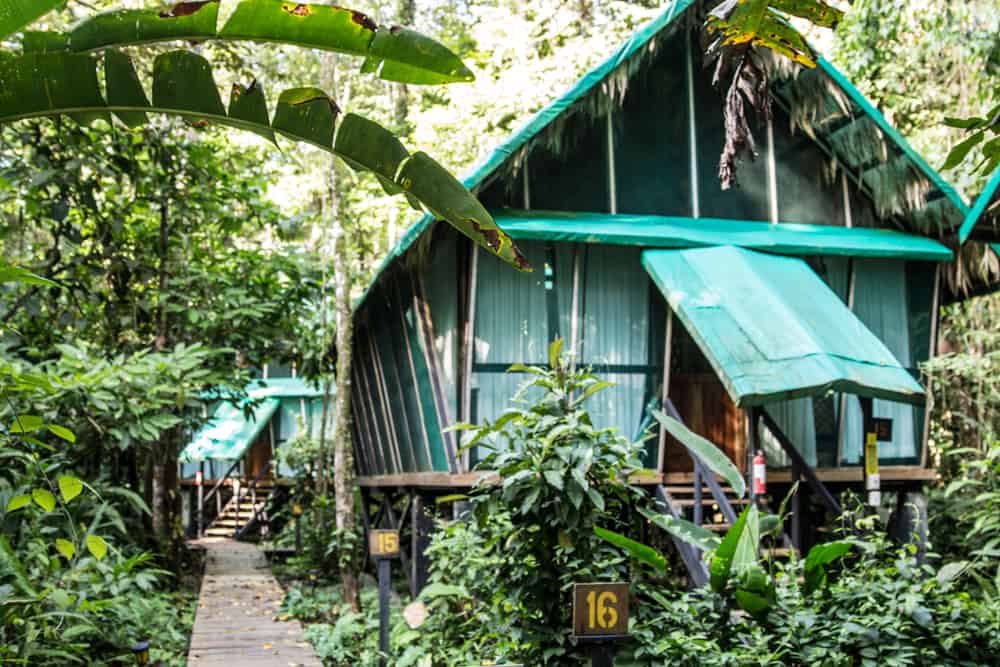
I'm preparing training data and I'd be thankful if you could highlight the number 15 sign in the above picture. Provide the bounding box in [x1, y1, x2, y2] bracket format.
[572, 582, 629, 638]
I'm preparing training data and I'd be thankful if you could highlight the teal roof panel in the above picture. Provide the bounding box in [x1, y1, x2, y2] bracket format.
[958, 166, 1000, 243]
[642, 246, 925, 407]
[246, 377, 324, 399]
[495, 209, 953, 260]
[179, 398, 280, 462]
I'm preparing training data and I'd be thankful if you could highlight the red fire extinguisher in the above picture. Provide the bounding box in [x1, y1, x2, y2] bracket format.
[753, 450, 767, 496]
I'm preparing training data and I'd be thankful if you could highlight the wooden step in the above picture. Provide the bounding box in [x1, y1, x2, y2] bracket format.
[203, 527, 235, 537]
[662, 485, 738, 495]
[670, 497, 750, 507]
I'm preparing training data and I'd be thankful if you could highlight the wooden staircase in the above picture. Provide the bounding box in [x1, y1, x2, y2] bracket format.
[203, 480, 274, 538]
[658, 484, 749, 533]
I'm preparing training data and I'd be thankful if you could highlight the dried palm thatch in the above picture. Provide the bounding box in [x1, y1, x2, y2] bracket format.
[943, 240, 1000, 302]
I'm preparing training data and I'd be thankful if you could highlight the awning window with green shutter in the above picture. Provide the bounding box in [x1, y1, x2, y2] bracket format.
[642, 246, 925, 408]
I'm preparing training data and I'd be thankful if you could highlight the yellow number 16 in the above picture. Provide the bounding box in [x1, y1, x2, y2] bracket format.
[586, 591, 618, 629]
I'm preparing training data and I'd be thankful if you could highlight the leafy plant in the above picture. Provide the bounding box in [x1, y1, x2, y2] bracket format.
[438, 339, 644, 663]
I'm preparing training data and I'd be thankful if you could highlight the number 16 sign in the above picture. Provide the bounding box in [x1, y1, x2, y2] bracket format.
[572, 582, 629, 638]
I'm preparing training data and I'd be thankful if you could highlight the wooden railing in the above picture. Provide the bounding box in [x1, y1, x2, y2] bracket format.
[198, 458, 242, 536]
[234, 461, 273, 539]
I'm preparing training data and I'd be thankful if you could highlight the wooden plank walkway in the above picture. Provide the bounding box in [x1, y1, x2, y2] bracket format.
[187, 538, 321, 667]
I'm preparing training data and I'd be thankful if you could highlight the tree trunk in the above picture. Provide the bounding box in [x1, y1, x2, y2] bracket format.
[322, 41, 360, 610]
[151, 458, 166, 539]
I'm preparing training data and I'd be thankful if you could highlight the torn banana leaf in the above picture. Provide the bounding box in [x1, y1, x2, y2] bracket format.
[0, 50, 527, 271]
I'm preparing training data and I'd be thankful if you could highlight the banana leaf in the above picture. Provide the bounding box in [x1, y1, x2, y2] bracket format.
[59, 0, 473, 86]
[594, 525, 667, 572]
[0, 50, 526, 271]
[0, 0, 63, 41]
[653, 410, 746, 498]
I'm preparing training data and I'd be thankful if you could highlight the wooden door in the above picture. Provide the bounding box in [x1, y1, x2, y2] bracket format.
[246, 426, 274, 480]
[665, 372, 746, 474]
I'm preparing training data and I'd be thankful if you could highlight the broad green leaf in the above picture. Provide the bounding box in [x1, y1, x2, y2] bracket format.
[396, 151, 530, 272]
[32, 488, 56, 513]
[733, 588, 771, 617]
[944, 116, 986, 130]
[594, 525, 666, 571]
[803, 540, 851, 571]
[105, 49, 150, 128]
[228, 79, 274, 145]
[220, 0, 376, 55]
[68, 1, 221, 52]
[0, 260, 57, 286]
[57, 476, 83, 504]
[548, 337, 564, 370]
[417, 582, 467, 599]
[731, 505, 760, 578]
[85, 534, 108, 561]
[10, 415, 44, 433]
[0, 0, 64, 40]
[361, 25, 474, 85]
[639, 506, 721, 552]
[22, 30, 69, 53]
[6, 494, 31, 512]
[55, 538, 75, 560]
[47, 425, 76, 443]
[710, 505, 750, 593]
[272, 87, 338, 150]
[943, 130, 984, 171]
[61, 0, 472, 85]
[653, 410, 745, 498]
[936, 561, 968, 584]
[575, 381, 615, 406]
[543, 469, 564, 491]
[769, 0, 843, 28]
[0, 50, 524, 271]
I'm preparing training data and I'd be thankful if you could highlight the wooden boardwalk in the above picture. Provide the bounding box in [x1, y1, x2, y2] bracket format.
[187, 539, 321, 667]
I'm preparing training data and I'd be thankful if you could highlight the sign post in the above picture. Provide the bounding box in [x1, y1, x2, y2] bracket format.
[572, 582, 629, 667]
[369, 529, 400, 667]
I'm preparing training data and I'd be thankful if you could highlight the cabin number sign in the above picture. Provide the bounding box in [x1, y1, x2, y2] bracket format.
[572, 582, 629, 637]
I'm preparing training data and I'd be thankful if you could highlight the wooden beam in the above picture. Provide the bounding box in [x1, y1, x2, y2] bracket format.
[657, 309, 674, 473]
[413, 272, 459, 473]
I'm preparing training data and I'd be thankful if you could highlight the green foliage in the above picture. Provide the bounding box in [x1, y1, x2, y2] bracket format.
[422, 340, 643, 663]
[0, 0, 62, 40]
[653, 410, 746, 497]
[620, 533, 1000, 666]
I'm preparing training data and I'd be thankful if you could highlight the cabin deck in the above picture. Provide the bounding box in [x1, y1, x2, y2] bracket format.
[354, 466, 936, 489]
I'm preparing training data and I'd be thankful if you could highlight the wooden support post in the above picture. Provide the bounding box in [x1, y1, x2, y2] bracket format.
[590, 642, 615, 667]
[377, 557, 391, 667]
[746, 407, 762, 509]
[693, 465, 703, 526]
[859, 397, 879, 507]
[382, 494, 412, 593]
[410, 495, 433, 597]
[196, 467, 204, 537]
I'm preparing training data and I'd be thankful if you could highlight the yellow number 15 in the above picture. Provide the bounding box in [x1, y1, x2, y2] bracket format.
[586, 591, 618, 629]
[379, 533, 398, 552]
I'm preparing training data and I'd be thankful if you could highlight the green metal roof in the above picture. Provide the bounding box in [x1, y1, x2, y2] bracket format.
[495, 209, 952, 261]
[179, 398, 280, 462]
[357, 0, 963, 311]
[246, 377, 324, 399]
[642, 246, 925, 408]
[958, 166, 1000, 243]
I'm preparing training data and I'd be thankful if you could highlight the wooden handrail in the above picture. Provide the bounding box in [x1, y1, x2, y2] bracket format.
[759, 410, 842, 517]
[233, 460, 273, 537]
[662, 398, 739, 525]
[199, 458, 242, 536]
